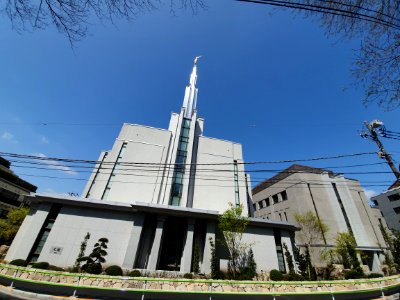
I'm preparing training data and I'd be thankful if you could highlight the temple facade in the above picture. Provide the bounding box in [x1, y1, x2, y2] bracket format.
[6, 59, 297, 274]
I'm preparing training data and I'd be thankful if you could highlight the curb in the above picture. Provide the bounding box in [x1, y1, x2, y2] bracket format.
[0, 284, 85, 300]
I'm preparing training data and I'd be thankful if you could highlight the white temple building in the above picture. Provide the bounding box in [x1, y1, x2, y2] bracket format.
[6, 59, 297, 274]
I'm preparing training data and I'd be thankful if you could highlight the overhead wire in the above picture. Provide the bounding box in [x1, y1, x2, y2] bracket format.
[236, 0, 400, 30]
[17, 172, 392, 189]
[0, 150, 379, 166]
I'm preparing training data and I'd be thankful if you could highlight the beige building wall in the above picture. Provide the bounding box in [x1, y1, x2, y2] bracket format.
[252, 165, 386, 270]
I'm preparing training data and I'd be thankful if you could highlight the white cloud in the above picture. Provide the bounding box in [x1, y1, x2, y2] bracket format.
[33, 152, 78, 176]
[363, 188, 378, 200]
[1, 131, 17, 143]
[40, 136, 50, 144]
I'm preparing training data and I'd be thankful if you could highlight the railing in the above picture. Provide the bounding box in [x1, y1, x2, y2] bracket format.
[0, 263, 399, 298]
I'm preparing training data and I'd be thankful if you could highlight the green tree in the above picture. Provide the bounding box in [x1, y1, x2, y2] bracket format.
[324, 232, 363, 277]
[78, 237, 109, 274]
[283, 243, 295, 275]
[293, 211, 327, 280]
[379, 224, 400, 272]
[294, 211, 328, 249]
[193, 242, 200, 274]
[238, 248, 257, 280]
[209, 237, 220, 279]
[218, 203, 249, 278]
[293, 245, 308, 278]
[73, 232, 91, 272]
[0, 207, 29, 245]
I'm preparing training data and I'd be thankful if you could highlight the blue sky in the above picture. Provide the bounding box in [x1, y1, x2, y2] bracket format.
[0, 0, 399, 198]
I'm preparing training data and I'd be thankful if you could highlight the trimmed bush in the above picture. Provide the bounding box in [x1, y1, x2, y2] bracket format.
[31, 262, 50, 270]
[128, 270, 142, 277]
[105, 265, 123, 276]
[82, 263, 102, 274]
[367, 273, 384, 278]
[9, 259, 27, 267]
[48, 265, 64, 271]
[282, 273, 305, 281]
[344, 269, 364, 279]
[214, 270, 225, 280]
[183, 273, 193, 279]
[270, 269, 283, 281]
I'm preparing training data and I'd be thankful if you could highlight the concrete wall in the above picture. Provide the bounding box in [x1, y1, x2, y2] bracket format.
[82, 123, 172, 204]
[372, 187, 400, 231]
[5, 203, 51, 261]
[193, 136, 248, 215]
[34, 206, 138, 268]
[252, 172, 385, 250]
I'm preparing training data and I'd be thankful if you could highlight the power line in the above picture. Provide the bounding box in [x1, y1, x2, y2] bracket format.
[17, 172, 391, 189]
[9, 163, 395, 184]
[6, 158, 388, 172]
[0, 151, 378, 167]
[236, 0, 400, 30]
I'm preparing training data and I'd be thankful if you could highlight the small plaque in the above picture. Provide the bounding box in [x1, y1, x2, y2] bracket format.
[50, 246, 63, 255]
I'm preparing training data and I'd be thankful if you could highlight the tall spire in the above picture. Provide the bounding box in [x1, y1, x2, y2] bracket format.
[182, 56, 201, 118]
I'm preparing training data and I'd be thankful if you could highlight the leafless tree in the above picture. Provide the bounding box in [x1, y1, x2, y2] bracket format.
[238, 0, 400, 110]
[2, 0, 205, 45]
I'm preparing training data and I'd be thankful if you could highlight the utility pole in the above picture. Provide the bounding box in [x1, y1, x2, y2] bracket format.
[364, 120, 400, 180]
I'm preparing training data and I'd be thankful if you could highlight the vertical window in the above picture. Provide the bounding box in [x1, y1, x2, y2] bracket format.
[102, 143, 127, 200]
[279, 213, 282, 221]
[281, 191, 288, 201]
[28, 204, 62, 263]
[273, 229, 286, 273]
[87, 152, 108, 198]
[233, 160, 240, 207]
[273, 194, 279, 204]
[265, 198, 270, 207]
[284, 212, 288, 221]
[169, 118, 191, 206]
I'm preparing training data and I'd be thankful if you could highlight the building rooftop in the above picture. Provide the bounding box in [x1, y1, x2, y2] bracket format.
[0, 156, 37, 193]
[252, 164, 334, 195]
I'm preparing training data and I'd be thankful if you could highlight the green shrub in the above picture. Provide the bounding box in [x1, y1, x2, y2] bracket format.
[128, 270, 142, 277]
[183, 273, 193, 279]
[31, 262, 50, 270]
[214, 270, 225, 279]
[282, 273, 305, 281]
[105, 265, 123, 276]
[367, 273, 384, 278]
[270, 269, 283, 281]
[48, 265, 64, 271]
[9, 259, 27, 267]
[82, 263, 102, 274]
[344, 269, 364, 279]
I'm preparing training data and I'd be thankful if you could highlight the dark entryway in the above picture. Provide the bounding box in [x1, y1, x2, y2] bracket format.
[158, 217, 187, 271]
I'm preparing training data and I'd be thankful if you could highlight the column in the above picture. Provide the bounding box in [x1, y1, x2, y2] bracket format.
[180, 219, 195, 273]
[5, 203, 51, 261]
[201, 220, 216, 274]
[371, 252, 381, 273]
[147, 216, 166, 270]
[121, 213, 144, 269]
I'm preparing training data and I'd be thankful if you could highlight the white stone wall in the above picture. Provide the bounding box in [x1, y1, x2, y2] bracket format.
[5, 203, 51, 262]
[192, 136, 249, 215]
[82, 123, 172, 204]
[35, 206, 137, 268]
